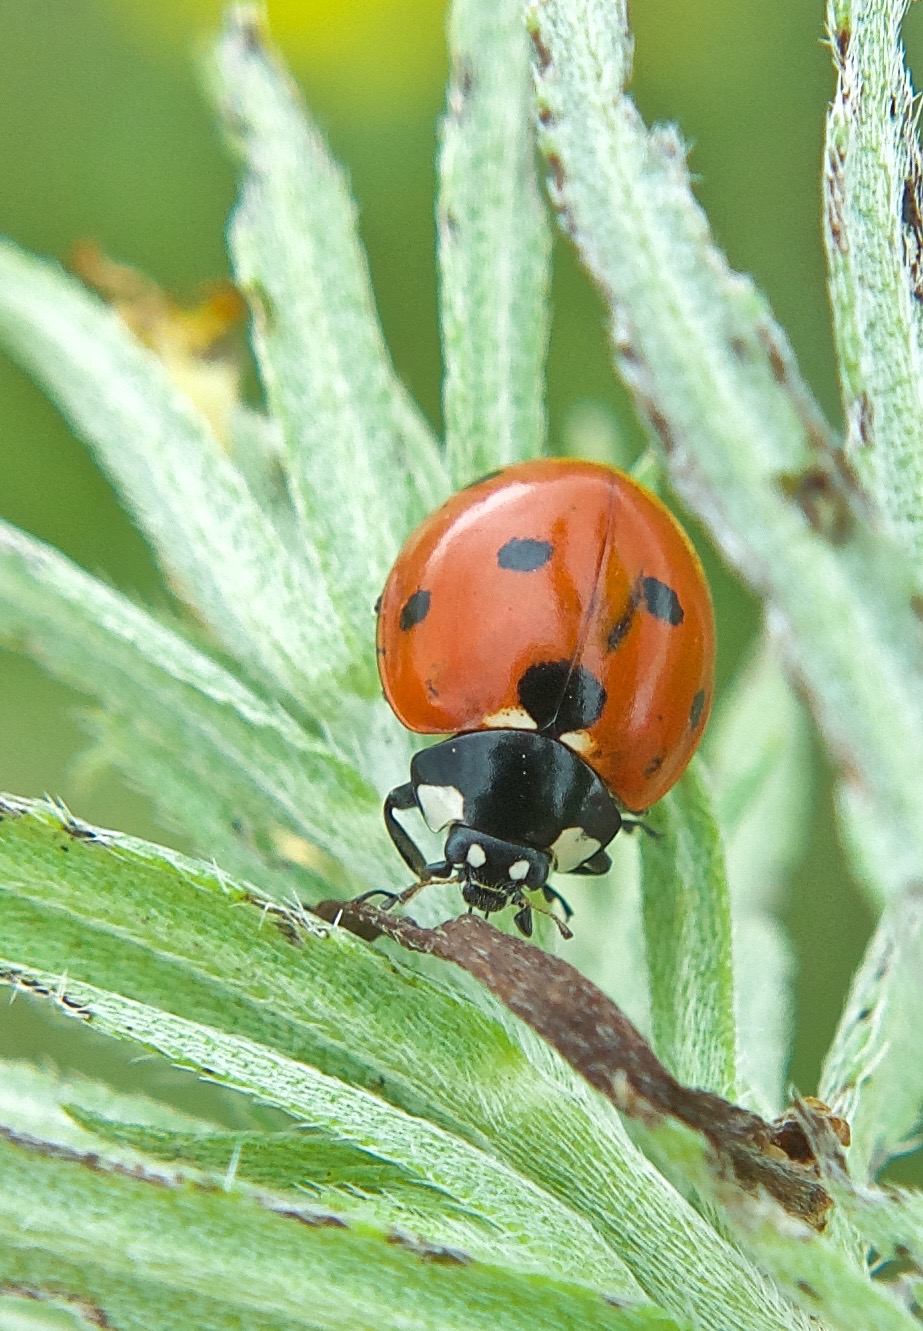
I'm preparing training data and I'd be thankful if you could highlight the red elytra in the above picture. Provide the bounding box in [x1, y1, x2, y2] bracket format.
[377, 458, 715, 814]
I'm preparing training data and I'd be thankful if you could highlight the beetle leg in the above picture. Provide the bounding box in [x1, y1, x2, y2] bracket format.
[541, 884, 575, 919]
[621, 818, 660, 840]
[513, 902, 534, 937]
[383, 782, 429, 876]
[570, 848, 612, 876]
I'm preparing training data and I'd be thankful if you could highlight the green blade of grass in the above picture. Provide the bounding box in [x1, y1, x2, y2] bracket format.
[212, 7, 449, 657]
[824, 0, 923, 574]
[639, 763, 736, 1101]
[438, 0, 552, 484]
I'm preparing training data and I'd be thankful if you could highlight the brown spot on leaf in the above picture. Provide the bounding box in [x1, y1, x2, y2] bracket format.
[273, 1206, 348, 1229]
[756, 324, 789, 386]
[778, 466, 852, 543]
[642, 399, 677, 454]
[1, 1285, 117, 1329]
[388, 1231, 472, 1264]
[855, 391, 873, 449]
[529, 25, 553, 73]
[545, 151, 565, 193]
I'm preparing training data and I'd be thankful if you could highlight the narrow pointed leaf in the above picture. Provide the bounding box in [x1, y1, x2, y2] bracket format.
[528, 0, 923, 903]
[829, 1179, 923, 1273]
[212, 9, 449, 652]
[0, 237, 350, 710]
[728, 1204, 918, 1331]
[439, 0, 552, 483]
[2, 1057, 634, 1291]
[639, 763, 736, 1100]
[824, 0, 923, 573]
[706, 644, 809, 1111]
[0, 1130, 679, 1331]
[0, 798, 808, 1331]
[0, 523, 391, 892]
[820, 886, 923, 1180]
[26, 982, 640, 1296]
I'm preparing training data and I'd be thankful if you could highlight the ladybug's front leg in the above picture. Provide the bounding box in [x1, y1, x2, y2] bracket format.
[383, 782, 428, 878]
[382, 783, 456, 912]
[570, 848, 612, 876]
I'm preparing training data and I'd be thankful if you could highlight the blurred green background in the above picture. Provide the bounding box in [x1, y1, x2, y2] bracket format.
[1, 0, 916, 1108]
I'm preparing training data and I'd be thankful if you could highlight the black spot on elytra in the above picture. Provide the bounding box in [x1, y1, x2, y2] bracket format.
[642, 576, 684, 626]
[518, 660, 606, 734]
[689, 689, 706, 729]
[607, 590, 640, 651]
[644, 753, 665, 779]
[497, 537, 553, 572]
[399, 590, 431, 631]
[374, 594, 383, 615]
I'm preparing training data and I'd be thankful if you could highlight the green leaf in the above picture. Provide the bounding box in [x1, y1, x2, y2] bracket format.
[0, 1130, 681, 1331]
[727, 1202, 917, 1331]
[67, 1113, 472, 1212]
[824, 0, 923, 575]
[705, 643, 809, 1112]
[614, 1113, 915, 1331]
[438, 0, 552, 484]
[559, 836, 650, 1039]
[0, 524, 391, 894]
[52, 1000, 639, 1295]
[639, 762, 736, 1100]
[0, 1293, 103, 1331]
[0, 237, 352, 714]
[212, 9, 449, 653]
[0, 799, 809, 1331]
[528, 0, 923, 904]
[7, 1056, 612, 1282]
[830, 1178, 923, 1273]
[819, 886, 923, 1180]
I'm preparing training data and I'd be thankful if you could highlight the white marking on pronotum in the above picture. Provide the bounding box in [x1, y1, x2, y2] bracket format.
[508, 860, 530, 881]
[551, 827, 601, 872]
[417, 783, 465, 831]
[466, 843, 487, 868]
[559, 728, 593, 755]
[482, 707, 537, 730]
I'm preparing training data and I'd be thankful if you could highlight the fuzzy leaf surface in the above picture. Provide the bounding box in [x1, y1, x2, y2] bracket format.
[529, 0, 923, 902]
[213, 9, 448, 656]
[438, 0, 551, 483]
[824, 0, 923, 573]
[0, 798, 808, 1331]
[0, 523, 391, 893]
[639, 763, 736, 1100]
[820, 886, 923, 1180]
[705, 645, 808, 1111]
[0, 237, 349, 712]
[0, 1128, 679, 1331]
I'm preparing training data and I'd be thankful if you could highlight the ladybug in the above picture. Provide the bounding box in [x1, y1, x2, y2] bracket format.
[374, 458, 715, 936]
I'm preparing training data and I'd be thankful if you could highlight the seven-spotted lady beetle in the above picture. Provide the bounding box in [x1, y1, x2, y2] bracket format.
[374, 458, 715, 935]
